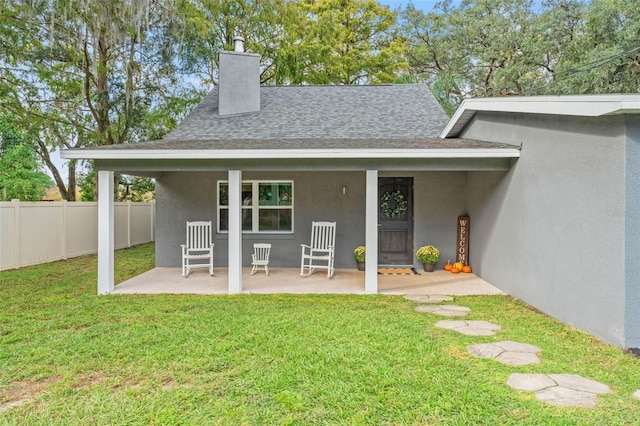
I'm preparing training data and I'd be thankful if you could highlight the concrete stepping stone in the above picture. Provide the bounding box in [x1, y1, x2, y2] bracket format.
[549, 374, 611, 395]
[507, 373, 556, 391]
[435, 320, 501, 336]
[405, 294, 454, 303]
[468, 341, 541, 366]
[415, 304, 470, 317]
[536, 386, 598, 407]
[634, 390, 640, 400]
[507, 373, 611, 407]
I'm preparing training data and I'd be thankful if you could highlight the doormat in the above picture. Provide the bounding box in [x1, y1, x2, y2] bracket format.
[378, 268, 419, 275]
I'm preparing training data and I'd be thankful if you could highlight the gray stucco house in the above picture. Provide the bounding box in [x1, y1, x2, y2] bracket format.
[62, 46, 640, 352]
[440, 95, 640, 352]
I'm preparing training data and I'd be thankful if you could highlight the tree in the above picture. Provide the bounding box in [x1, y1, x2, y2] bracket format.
[276, 0, 407, 84]
[77, 167, 154, 202]
[0, 145, 53, 201]
[0, 0, 197, 201]
[0, 116, 22, 151]
[402, 0, 541, 113]
[401, 0, 640, 113]
[401, 2, 467, 115]
[118, 175, 155, 202]
[178, 0, 290, 86]
[77, 168, 97, 202]
[178, 0, 407, 87]
[543, 0, 640, 94]
[0, 118, 52, 201]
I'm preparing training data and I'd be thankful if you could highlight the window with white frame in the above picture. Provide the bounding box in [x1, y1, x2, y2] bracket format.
[218, 181, 293, 233]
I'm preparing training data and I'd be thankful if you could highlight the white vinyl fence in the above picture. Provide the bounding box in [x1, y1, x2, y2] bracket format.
[0, 200, 155, 271]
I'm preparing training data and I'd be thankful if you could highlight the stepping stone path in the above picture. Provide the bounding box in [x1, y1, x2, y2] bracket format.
[404, 294, 453, 303]
[415, 304, 470, 317]
[468, 341, 542, 366]
[507, 373, 611, 407]
[435, 320, 501, 336]
[405, 294, 626, 407]
[634, 390, 640, 400]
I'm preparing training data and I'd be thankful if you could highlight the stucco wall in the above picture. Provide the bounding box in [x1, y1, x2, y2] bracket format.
[624, 115, 640, 349]
[155, 171, 218, 267]
[156, 171, 367, 269]
[464, 112, 629, 348]
[156, 170, 467, 270]
[408, 172, 468, 266]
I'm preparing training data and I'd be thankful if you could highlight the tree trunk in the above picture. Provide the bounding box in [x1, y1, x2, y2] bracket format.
[96, 31, 112, 146]
[67, 160, 77, 201]
[35, 138, 70, 201]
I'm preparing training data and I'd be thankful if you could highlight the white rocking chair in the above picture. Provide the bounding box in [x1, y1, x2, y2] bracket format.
[181, 221, 215, 277]
[251, 243, 271, 276]
[300, 221, 336, 278]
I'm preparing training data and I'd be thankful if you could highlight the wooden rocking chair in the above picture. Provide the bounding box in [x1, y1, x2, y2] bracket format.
[181, 221, 215, 277]
[251, 243, 271, 276]
[300, 221, 336, 278]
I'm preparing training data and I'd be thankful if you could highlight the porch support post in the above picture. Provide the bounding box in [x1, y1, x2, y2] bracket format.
[97, 170, 114, 295]
[228, 170, 242, 294]
[365, 169, 379, 294]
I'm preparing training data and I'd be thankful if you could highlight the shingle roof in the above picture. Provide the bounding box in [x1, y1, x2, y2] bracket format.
[62, 83, 521, 160]
[165, 84, 449, 142]
[100, 137, 517, 151]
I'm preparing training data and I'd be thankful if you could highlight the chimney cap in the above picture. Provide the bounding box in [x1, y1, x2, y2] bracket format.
[233, 35, 245, 52]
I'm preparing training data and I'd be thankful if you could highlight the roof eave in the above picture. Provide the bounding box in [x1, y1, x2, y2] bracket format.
[441, 95, 640, 138]
[61, 148, 521, 160]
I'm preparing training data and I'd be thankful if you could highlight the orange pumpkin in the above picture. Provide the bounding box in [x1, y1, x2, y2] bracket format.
[462, 265, 472, 273]
[450, 267, 461, 274]
[443, 260, 452, 271]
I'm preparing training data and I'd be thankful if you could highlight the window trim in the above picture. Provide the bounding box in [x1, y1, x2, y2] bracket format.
[217, 180, 294, 234]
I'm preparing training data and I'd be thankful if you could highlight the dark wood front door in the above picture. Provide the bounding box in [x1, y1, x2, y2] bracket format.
[378, 177, 413, 265]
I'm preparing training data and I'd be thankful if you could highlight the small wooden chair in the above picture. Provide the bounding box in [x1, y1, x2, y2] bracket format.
[181, 221, 214, 277]
[251, 243, 271, 275]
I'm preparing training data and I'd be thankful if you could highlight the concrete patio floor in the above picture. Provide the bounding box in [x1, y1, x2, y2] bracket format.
[112, 267, 504, 296]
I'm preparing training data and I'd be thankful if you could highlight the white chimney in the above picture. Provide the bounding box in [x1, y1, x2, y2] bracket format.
[218, 37, 260, 116]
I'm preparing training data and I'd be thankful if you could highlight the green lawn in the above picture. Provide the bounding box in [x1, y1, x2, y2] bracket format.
[1, 243, 639, 425]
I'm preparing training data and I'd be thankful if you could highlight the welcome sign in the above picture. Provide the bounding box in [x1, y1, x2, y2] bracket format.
[457, 215, 470, 264]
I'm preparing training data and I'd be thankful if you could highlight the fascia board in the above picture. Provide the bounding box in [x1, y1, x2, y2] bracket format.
[440, 102, 470, 138]
[441, 95, 640, 138]
[61, 148, 520, 160]
[463, 97, 640, 116]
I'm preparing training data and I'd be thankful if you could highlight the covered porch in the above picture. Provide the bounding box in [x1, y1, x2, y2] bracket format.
[111, 267, 503, 296]
[59, 81, 522, 297]
[71, 149, 520, 296]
